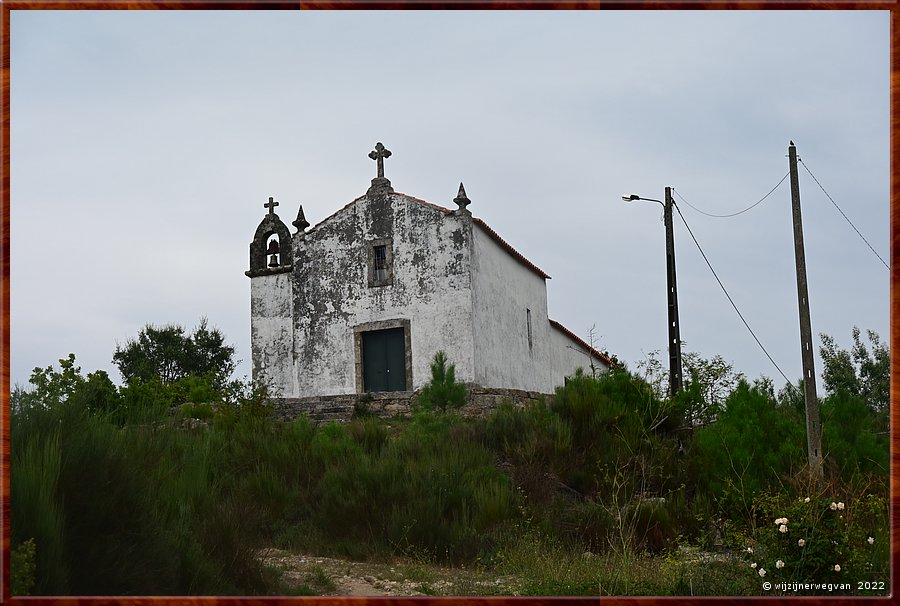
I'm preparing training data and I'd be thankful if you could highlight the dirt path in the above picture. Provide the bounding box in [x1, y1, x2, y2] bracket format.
[258, 548, 520, 596]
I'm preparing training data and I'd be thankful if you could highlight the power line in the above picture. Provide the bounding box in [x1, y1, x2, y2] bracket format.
[798, 158, 889, 271]
[671, 201, 801, 394]
[673, 172, 790, 218]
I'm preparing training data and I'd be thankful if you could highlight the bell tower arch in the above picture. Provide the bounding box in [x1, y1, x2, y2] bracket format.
[246, 197, 295, 396]
[249, 197, 293, 272]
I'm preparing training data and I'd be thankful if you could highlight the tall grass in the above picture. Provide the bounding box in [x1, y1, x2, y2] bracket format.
[12, 366, 889, 595]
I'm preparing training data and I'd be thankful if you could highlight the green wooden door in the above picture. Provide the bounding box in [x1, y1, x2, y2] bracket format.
[362, 327, 406, 392]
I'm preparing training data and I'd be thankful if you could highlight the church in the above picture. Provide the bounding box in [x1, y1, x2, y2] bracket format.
[246, 143, 612, 401]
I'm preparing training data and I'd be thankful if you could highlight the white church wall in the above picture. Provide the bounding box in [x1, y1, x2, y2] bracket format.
[249, 272, 295, 396]
[289, 193, 476, 397]
[548, 323, 610, 388]
[470, 225, 552, 392]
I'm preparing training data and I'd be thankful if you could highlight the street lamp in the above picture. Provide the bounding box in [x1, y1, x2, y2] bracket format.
[624, 187, 683, 397]
[622, 193, 661, 204]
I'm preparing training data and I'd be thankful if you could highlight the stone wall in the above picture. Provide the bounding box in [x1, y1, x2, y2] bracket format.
[270, 384, 550, 424]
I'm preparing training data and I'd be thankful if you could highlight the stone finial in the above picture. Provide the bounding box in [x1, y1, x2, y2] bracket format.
[453, 182, 471, 215]
[367, 142, 394, 196]
[264, 196, 279, 214]
[293, 205, 310, 233]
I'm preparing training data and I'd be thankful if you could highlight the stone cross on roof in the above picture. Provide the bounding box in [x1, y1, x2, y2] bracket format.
[264, 197, 279, 214]
[368, 142, 392, 179]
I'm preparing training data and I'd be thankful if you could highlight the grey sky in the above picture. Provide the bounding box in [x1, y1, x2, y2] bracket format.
[10, 10, 890, 393]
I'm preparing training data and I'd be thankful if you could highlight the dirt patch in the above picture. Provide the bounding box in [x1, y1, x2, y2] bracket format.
[258, 548, 521, 596]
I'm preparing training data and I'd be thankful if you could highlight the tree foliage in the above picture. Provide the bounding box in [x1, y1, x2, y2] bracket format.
[692, 380, 806, 508]
[821, 390, 888, 477]
[636, 348, 743, 428]
[819, 327, 889, 413]
[112, 318, 237, 388]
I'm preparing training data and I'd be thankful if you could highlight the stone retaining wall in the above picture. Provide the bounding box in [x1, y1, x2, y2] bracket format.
[270, 384, 550, 424]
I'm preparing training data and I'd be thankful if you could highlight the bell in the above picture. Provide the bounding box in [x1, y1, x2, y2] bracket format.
[267, 239, 280, 254]
[268, 253, 279, 268]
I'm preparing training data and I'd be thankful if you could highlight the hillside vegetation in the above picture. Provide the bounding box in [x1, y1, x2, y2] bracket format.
[11, 328, 890, 596]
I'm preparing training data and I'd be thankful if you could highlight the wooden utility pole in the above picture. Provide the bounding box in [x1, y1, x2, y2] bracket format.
[788, 141, 824, 486]
[664, 187, 684, 397]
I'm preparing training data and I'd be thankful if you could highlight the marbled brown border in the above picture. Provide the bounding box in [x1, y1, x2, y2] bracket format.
[1, 2, 896, 605]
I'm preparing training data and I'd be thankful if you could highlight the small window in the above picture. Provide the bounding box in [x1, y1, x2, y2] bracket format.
[373, 245, 388, 282]
[368, 238, 393, 287]
[526, 308, 533, 352]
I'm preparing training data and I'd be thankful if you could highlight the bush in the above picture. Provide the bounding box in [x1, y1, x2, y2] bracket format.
[745, 490, 888, 594]
[418, 351, 466, 413]
[11, 538, 37, 596]
[692, 380, 806, 520]
[821, 391, 888, 479]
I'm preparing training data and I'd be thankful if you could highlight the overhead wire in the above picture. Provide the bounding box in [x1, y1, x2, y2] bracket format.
[798, 158, 890, 271]
[671, 200, 801, 395]
[674, 172, 789, 218]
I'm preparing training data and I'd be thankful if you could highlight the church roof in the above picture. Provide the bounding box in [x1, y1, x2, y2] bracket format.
[308, 191, 552, 281]
[549, 319, 616, 367]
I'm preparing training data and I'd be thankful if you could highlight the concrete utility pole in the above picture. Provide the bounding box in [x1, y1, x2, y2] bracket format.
[623, 189, 683, 397]
[664, 187, 684, 397]
[788, 141, 824, 486]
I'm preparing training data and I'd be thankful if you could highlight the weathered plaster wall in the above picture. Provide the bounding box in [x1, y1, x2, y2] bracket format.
[249, 271, 295, 396]
[470, 226, 551, 392]
[288, 193, 476, 397]
[548, 324, 610, 387]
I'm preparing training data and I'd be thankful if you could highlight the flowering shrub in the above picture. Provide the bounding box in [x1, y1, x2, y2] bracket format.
[744, 491, 888, 591]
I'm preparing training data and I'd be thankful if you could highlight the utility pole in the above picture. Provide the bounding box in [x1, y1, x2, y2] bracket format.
[788, 141, 824, 486]
[623, 189, 684, 397]
[664, 187, 684, 397]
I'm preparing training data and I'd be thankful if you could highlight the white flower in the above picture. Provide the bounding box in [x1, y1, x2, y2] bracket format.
[779, 524, 788, 533]
[747, 547, 753, 554]
[798, 538, 806, 547]
[774, 517, 784, 525]
[867, 537, 875, 545]
[830, 502, 838, 510]
[834, 564, 841, 572]
[837, 502, 845, 510]
[758, 568, 767, 577]
[776, 560, 785, 569]
[804, 497, 810, 503]
[750, 562, 757, 569]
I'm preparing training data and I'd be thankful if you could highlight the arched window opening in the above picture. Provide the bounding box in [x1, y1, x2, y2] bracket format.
[266, 235, 280, 268]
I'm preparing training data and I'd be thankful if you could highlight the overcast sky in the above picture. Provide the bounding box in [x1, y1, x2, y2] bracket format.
[10, 10, 889, 394]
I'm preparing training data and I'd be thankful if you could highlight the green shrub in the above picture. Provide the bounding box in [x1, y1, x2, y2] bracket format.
[11, 538, 37, 596]
[418, 351, 466, 413]
[11, 418, 69, 593]
[747, 490, 888, 593]
[170, 373, 220, 405]
[692, 380, 806, 521]
[182, 402, 215, 419]
[348, 417, 389, 456]
[821, 391, 888, 479]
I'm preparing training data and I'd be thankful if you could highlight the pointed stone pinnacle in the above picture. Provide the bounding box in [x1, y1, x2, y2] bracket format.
[454, 182, 471, 215]
[293, 205, 310, 232]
